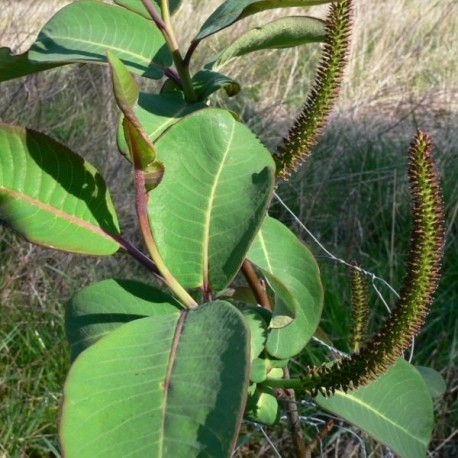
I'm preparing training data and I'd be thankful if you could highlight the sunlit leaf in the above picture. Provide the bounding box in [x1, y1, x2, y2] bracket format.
[0, 123, 120, 255]
[29, 1, 172, 78]
[148, 108, 275, 290]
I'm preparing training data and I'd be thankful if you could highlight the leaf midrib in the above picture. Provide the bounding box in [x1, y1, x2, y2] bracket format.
[201, 120, 235, 284]
[159, 311, 188, 457]
[332, 390, 427, 444]
[257, 229, 274, 273]
[34, 35, 156, 66]
[0, 186, 118, 241]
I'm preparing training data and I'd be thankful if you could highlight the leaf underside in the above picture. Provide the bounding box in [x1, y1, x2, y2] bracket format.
[316, 359, 433, 458]
[206, 16, 327, 71]
[65, 278, 183, 361]
[148, 108, 275, 291]
[60, 301, 250, 457]
[247, 216, 323, 358]
[116, 92, 206, 157]
[196, 0, 337, 41]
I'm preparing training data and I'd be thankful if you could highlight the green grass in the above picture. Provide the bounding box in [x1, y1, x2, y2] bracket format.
[0, 305, 66, 457]
[1, 0, 457, 456]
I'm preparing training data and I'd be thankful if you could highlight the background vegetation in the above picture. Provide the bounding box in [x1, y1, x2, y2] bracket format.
[1, 0, 456, 456]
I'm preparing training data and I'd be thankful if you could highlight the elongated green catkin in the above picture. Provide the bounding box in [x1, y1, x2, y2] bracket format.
[302, 131, 445, 396]
[275, 0, 352, 180]
[349, 264, 369, 353]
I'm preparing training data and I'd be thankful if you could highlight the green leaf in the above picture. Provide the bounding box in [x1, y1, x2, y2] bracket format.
[124, 118, 166, 191]
[29, 1, 172, 79]
[247, 216, 323, 359]
[114, 0, 183, 18]
[192, 69, 241, 99]
[148, 108, 275, 290]
[416, 366, 447, 398]
[107, 50, 139, 109]
[0, 123, 120, 255]
[316, 359, 434, 458]
[116, 92, 205, 158]
[65, 278, 182, 361]
[195, 0, 338, 41]
[107, 51, 164, 189]
[266, 356, 289, 369]
[245, 384, 280, 426]
[207, 16, 326, 71]
[250, 357, 268, 383]
[0, 47, 65, 82]
[60, 301, 250, 457]
[239, 305, 269, 361]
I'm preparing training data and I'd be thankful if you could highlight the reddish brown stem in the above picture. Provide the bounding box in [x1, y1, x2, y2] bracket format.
[241, 260, 271, 310]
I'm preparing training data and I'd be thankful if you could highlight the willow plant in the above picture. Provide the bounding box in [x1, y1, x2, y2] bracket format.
[0, 1, 445, 457]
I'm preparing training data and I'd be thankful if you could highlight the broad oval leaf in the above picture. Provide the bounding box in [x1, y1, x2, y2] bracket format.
[29, 1, 172, 79]
[316, 359, 434, 458]
[148, 108, 275, 290]
[195, 0, 338, 41]
[66, 278, 182, 361]
[0, 124, 120, 255]
[114, 0, 183, 18]
[207, 16, 326, 71]
[245, 385, 280, 426]
[60, 300, 250, 457]
[247, 216, 323, 359]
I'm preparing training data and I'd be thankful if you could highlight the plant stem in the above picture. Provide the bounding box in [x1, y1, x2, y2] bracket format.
[262, 378, 302, 390]
[304, 419, 334, 457]
[163, 67, 182, 88]
[140, 0, 166, 29]
[160, 0, 196, 103]
[184, 40, 199, 67]
[141, 0, 196, 103]
[135, 169, 197, 308]
[241, 260, 271, 310]
[283, 367, 307, 458]
[114, 234, 161, 277]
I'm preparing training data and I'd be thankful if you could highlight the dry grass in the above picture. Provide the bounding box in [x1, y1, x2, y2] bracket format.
[1, 1, 72, 52]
